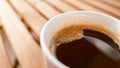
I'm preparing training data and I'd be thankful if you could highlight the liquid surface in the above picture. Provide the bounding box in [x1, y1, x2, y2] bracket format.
[56, 30, 119, 68]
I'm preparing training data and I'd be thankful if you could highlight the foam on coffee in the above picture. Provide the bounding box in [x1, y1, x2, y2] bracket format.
[48, 22, 120, 68]
[53, 24, 83, 45]
[48, 22, 120, 56]
[49, 23, 120, 48]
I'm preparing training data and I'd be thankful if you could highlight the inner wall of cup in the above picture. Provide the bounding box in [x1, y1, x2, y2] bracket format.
[46, 11, 120, 49]
[41, 11, 120, 67]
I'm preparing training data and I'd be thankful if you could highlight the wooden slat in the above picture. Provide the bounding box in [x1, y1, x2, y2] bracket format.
[10, 0, 47, 36]
[2, 30, 17, 67]
[45, 0, 77, 12]
[63, 0, 105, 13]
[116, 0, 120, 1]
[27, 0, 60, 19]
[16, 63, 22, 68]
[0, 24, 1, 27]
[99, 0, 120, 9]
[0, 0, 119, 68]
[0, 19, 2, 27]
[82, 0, 120, 18]
[0, 0, 46, 68]
[0, 29, 12, 68]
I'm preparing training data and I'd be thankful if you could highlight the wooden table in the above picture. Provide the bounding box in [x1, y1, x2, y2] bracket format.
[0, 0, 120, 68]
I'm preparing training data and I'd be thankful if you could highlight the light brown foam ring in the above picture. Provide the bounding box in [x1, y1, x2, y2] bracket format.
[54, 25, 83, 45]
[49, 23, 120, 53]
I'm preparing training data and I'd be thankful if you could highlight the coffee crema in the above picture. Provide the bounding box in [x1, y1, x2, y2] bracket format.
[49, 23, 120, 68]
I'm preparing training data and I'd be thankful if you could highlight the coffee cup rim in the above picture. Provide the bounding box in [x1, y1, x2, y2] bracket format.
[40, 11, 120, 68]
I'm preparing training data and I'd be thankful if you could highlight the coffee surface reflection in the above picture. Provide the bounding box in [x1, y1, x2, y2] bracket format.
[56, 30, 120, 68]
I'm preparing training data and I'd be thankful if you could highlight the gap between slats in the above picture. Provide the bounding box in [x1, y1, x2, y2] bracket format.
[81, 0, 120, 19]
[99, 0, 120, 9]
[0, 28, 12, 68]
[44, 0, 77, 12]
[8, 0, 40, 43]
[1, 29, 17, 68]
[0, 0, 46, 68]
[9, 0, 47, 37]
[62, 0, 105, 13]
[26, 0, 60, 19]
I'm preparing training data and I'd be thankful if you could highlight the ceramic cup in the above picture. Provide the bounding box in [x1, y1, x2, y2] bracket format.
[40, 11, 120, 68]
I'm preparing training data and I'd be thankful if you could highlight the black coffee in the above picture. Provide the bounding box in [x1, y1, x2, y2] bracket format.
[56, 30, 119, 68]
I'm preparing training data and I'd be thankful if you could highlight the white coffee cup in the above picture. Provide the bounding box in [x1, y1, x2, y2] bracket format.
[40, 11, 120, 68]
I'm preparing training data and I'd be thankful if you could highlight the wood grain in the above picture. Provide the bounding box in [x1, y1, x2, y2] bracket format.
[0, 0, 120, 68]
[99, 0, 120, 9]
[82, 0, 120, 18]
[0, 29, 12, 68]
[63, 0, 104, 13]
[27, 0, 60, 19]
[45, 0, 77, 12]
[1, 30, 17, 67]
[0, 24, 1, 27]
[0, 0, 46, 68]
[10, 0, 47, 36]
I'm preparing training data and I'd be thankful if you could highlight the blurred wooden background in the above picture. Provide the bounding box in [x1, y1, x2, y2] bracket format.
[0, 0, 120, 68]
